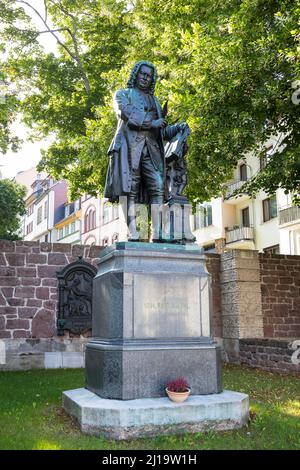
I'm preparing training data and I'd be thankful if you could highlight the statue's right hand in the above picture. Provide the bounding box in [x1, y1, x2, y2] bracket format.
[151, 118, 167, 129]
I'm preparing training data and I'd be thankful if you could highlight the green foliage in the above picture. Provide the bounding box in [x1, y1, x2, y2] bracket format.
[0, 178, 26, 239]
[0, 365, 299, 449]
[1, 0, 300, 201]
[0, 0, 28, 152]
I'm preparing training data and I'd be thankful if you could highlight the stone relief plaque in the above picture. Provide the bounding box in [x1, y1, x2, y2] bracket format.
[56, 257, 97, 335]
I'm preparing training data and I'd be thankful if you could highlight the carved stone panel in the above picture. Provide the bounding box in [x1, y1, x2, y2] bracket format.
[56, 257, 97, 335]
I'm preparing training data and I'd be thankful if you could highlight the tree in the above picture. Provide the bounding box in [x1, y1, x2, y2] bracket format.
[1, 0, 300, 202]
[0, 179, 26, 239]
[0, 1, 26, 153]
[125, 0, 300, 202]
[0, 73, 20, 154]
[1, 0, 133, 199]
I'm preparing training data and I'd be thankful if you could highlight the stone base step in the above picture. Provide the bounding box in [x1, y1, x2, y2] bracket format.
[63, 388, 249, 440]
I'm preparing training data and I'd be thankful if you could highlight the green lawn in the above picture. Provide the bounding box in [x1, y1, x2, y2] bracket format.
[0, 364, 299, 450]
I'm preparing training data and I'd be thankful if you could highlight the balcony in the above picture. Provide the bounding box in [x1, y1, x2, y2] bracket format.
[225, 225, 255, 250]
[279, 205, 300, 228]
[224, 179, 250, 205]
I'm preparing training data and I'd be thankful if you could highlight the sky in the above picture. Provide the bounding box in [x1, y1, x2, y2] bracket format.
[1, 0, 58, 179]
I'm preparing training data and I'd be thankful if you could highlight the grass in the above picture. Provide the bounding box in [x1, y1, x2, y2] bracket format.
[0, 364, 299, 450]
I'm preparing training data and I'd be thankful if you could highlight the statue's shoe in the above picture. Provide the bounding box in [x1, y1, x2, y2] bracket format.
[128, 231, 140, 242]
[183, 234, 197, 242]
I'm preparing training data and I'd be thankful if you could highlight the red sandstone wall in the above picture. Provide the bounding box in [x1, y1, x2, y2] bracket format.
[0, 240, 103, 340]
[259, 253, 300, 338]
[2, 243, 299, 344]
[0, 241, 223, 341]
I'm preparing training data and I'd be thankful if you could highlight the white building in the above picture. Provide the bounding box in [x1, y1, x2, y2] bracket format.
[21, 175, 68, 243]
[193, 138, 298, 254]
[81, 195, 127, 246]
[53, 200, 82, 245]
[16, 159, 300, 255]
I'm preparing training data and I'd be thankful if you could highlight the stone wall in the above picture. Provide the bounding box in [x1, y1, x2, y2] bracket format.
[0, 240, 103, 370]
[239, 338, 299, 376]
[1, 241, 300, 375]
[259, 253, 300, 339]
[218, 250, 300, 375]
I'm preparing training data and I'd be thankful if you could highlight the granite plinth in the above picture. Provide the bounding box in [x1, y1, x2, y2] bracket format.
[86, 341, 221, 399]
[86, 242, 222, 399]
[63, 388, 249, 440]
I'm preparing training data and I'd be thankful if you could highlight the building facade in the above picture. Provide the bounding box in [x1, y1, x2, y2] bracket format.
[192, 140, 297, 255]
[53, 200, 82, 245]
[80, 195, 127, 246]
[20, 174, 68, 243]
[15, 157, 300, 254]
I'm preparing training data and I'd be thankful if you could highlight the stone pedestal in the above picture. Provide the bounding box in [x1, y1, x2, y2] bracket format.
[85, 242, 222, 399]
[162, 196, 196, 243]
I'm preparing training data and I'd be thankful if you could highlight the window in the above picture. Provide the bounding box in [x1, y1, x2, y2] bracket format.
[103, 203, 111, 224]
[44, 201, 48, 219]
[239, 164, 247, 182]
[263, 196, 277, 222]
[37, 206, 42, 224]
[102, 237, 109, 246]
[84, 235, 96, 245]
[44, 234, 49, 242]
[89, 210, 96, 230]
[65, 225, 70, 236]
[65, 205, 70, 217]
[84, 213, 89, 232]
[26, 222, 33, 234]
[71, 222, 76, 233]
[74, 199, 81, 211]
[194, 204, 212, 229]
[260, 154, 267, 171]
[58, 228, 63, 239]
[242, 207, 250, 227]
[112, 233, 119, 244]
[260, 145, 273, 171]
[113, 204, 119, 220]
[27, 204, 34, 216]
[84, 206, 96, 232]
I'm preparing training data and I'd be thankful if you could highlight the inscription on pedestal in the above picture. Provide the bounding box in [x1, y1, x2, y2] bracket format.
[133, 274, 202, 338]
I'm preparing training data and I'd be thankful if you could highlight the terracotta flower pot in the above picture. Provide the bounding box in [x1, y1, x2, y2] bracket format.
[166, 387, 191, 403]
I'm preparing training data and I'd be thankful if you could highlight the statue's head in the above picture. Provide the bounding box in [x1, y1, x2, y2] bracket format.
[127, 60, 157, 94]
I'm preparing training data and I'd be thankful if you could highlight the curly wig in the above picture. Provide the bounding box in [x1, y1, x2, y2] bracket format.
[127, 60, 157, 95]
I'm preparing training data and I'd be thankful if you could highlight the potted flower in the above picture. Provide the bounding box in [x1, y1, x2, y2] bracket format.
[165, 377, 191, 403]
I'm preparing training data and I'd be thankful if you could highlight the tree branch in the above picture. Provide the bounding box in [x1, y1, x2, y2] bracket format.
[44, 0, 48, 22]
[15, 0, 91, 92]
[48, 0, 91, 92]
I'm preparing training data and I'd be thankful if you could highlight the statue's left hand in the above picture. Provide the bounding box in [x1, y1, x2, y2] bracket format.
[178, 121, 189, 132]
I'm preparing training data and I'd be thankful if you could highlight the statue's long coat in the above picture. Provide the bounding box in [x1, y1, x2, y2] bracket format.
[104, 87, 179, 202]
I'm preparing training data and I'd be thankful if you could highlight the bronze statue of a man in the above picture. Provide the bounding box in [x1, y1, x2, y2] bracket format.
[104, 60, 185, 241]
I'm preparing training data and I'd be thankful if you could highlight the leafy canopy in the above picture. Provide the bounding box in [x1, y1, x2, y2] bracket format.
[1, 0, 300, 202]
[0, 179, 26, 240]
